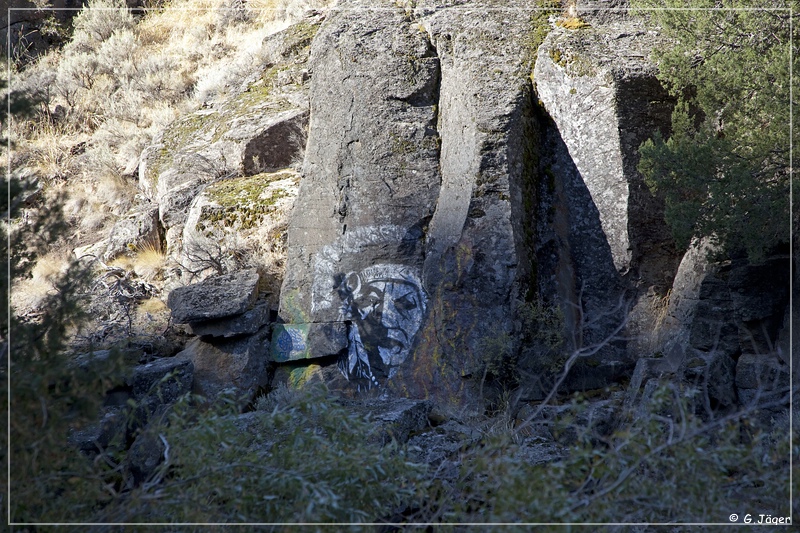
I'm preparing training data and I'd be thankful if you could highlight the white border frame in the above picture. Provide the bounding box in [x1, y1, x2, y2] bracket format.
[4, 2, 794, 528]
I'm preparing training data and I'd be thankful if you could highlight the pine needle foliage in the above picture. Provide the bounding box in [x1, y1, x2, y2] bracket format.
[633, 0, 797, 261]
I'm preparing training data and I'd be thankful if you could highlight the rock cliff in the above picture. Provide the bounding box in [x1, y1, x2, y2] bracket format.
[128, 0, 791, 413]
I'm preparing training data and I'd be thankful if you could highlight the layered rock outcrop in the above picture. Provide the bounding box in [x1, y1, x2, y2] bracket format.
[128, 1, 791, 415]
[271, 0, 791, 412]
[277, 0, 547, 407]
[138, 17, 318, 267]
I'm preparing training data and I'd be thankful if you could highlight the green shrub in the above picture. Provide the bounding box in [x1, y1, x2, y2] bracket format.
[426, 382, 795, 525]
[97, 386, 428, 526]
[5, 175, 129, 523]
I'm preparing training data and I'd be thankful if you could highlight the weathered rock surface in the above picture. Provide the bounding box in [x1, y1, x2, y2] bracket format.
[101, 202, 162, 262]
[189, 303, 271, 339]
[735, 354, 791, 410]
[70, 355, 194, 455]
[175, 329, 271, 402]
[127, 430, 166, 485]
[279, 0, 553, 407]
[167, 268, 260, 324]
[130, 356, 194, 401]
[140, 106, 307, 237]
[270, 322, 347, 362]
[120, 1, 790, 416]
[73, 201, 162, 262]
[532, 17, 678, 386]
[179, 170, 299, 292]
[69, 408, 128, 455]
[138, 17, 319, 257]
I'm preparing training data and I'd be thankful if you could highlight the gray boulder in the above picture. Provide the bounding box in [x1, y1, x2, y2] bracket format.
[140, 107, 308, 236]
[180, 170, 299, 290]
[189, 303, 271, 339]
[69, 407, 128, 455]
[73, 202, 161, 263]
[130, 356, 194, 402]
[167, 268, 260, 324]
[735, 354, 790, 410]
[175, 329, 271, 403]
[102, 202, 162, 262]
[127, 431, 166, 486]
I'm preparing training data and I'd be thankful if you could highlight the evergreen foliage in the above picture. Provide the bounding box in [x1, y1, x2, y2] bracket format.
[3, 144, 129, 523]
[633, 0, 797, 260]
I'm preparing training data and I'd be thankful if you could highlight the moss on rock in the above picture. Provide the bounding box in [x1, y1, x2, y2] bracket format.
[196, 171, 298, 233]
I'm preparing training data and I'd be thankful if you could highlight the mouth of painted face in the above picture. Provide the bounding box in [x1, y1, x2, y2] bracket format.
[378, 336, 409, 367]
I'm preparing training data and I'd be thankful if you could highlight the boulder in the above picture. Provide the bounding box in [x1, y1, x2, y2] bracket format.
[129, 356, 194, 402]
[101, 202, 162, 262]
[735, 354, 790, 410]
[179, 170, 299, 291]
[140, 108, 308, 235]
[623, 353, 679, 410]
[127, 430, 166, 486]
[167, 268, 260, 324]
[655, 238, 721, 359]
[189, 303, 271, 339]
[175, 329, 271, 402]
[369, 397, 433, 445]
[69, 407, 127, 455]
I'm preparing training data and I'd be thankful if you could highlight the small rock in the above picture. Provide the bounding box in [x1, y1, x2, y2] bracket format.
[175, 328, 270, 403]
[128, 431, 166, 485]
[130, 356, 194, 402]
[102, 203, 161, 262]
[69, 407, 127, 455]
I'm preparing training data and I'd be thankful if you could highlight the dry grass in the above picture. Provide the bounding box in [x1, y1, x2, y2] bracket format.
[556, 17, 591, 30]
[109, 240, 167, 281]
[11, 252, 72, 313]
[137, 297, 168, 315]
[15, 121, 85, 183]
[132, 241, 168, 281]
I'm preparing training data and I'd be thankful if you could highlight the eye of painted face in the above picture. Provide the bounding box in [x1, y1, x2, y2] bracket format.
[356, 283, 385, 311]
[364, 289, 383, 307]
[394, 292, 418, 312]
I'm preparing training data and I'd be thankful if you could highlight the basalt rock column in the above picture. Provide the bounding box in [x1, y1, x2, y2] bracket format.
[276, 0, 442, 392]
[277, 1, 542, 407]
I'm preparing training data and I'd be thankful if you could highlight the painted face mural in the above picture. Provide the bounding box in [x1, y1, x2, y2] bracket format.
[337, 265, 426, 389]
[312, 226, 427, 391]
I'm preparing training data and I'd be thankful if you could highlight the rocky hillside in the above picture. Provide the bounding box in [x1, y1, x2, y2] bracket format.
[6, 0, 796, 524]
[9, 0, 794, 426]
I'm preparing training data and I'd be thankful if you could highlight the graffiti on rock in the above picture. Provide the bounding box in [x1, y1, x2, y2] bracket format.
[312, 225, 427, 390]
[271, 323, 308, 362]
